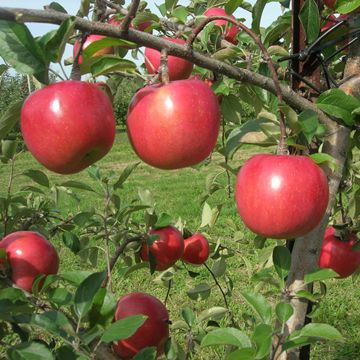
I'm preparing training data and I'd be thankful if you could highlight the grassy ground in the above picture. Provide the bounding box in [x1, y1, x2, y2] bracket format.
[0, 130, 359, 359]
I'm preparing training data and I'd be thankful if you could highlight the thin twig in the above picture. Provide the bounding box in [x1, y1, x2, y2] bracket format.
[70, 33, 88, 81]
[120, 0, 140, 33]
[186, 15, 287, 154]
[3, 155, 16, 235]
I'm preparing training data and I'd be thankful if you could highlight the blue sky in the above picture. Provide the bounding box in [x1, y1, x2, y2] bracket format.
[0, 1, 281, 75]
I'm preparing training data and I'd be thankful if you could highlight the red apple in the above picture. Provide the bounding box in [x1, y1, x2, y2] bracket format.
[144, 38, 194, 81]
[0, 231, 59, 293]
[126, 79, 220, 169]
[182, 233, 210, 265]
[235, 155, 329, 239]
[113, 292, 169, 359]
[318, 226, 360, 277]
[321, 14, 338, 32]
[73, 34, 113, 65]
[323, 0, 336, 8]
[21, 80, 116, 174]
[203, 7, 240, 44]
[140, 226, 184, 271]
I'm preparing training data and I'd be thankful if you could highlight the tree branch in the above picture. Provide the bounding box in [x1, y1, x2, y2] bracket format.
[0, 6, 334, 129]
[119, 0, 140, 33]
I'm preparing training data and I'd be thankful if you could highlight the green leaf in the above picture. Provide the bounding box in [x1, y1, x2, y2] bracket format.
[80, 325, 104, 346]
[310, 153, 337, 172]
[22, 169, 50, 188]
[62, 232, 81, 254]
[61, 180, 96, 192]
[47, 2, 67, 13]
[201, 327, 252, 348]
[298, 109, 324, 144]
[275, 302, 294, 324]
[187, 283, 211, 300]
[299, 323, 343, 340]
[74, 271, 106, 320]
[221, 95, 243, 124]
[252, 0, 268, 34]
[181, 307, 195, 327]
[299, 0, 320, 44]
[165, 0, 178, 11]
[211, 257, 227, 277]
[304, 268, 339, 284]
[47, 288, 73, 306]
[2, 139, 18, 159]
[133, 347, 157, 360]
[154, 213, 172, 229]
[77, 0, 90, 17]
[225, 0, 244, 15]
[252, 324, 272, 359]
[60, 271, 92, 286]
[171, 6, 189, 23]
[30, 310, 75, 340]
[90, 56, 137, 77]
[241, 291, 272, 324]
[198, 307, 228, 322]
[0, 21, 47, 82]
[101, 315, 147, 343]
[273, 246, 291, 280]
[0, 100, 23, 140]
[227, 348, 256, 360]
[336, 0, 360, 13]
[114, 162, 140, 189]
[88, 287, 117, 327]
[7, 342, 54, 360]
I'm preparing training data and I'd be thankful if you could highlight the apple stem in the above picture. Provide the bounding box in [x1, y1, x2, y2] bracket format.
[186, 15, 288, 154]
[119, 0, 140, 33]
[71, 33, 88, 81]
[160, 48, 170, 84]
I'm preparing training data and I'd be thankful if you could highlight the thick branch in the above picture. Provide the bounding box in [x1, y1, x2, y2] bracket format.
[0, 6, 334, 128]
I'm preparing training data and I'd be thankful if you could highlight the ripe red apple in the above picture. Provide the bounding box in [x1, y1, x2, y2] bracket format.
[235, 155, 329, 239]
[126, 79, 220, 169]
[0, 231, 59, 293]
[182, 232, 210, 265]
[21, 80, 116, 174]
[318, 226, 360, 277]
[113, 292, 169, 359]
[203, 7, 240, 44]
[144, 38, 194, 81]
[140, 226, 184, 271]
[73, 34, 113, 65]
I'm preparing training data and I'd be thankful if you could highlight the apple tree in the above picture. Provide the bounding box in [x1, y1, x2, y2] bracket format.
[0, 0, 360, 359]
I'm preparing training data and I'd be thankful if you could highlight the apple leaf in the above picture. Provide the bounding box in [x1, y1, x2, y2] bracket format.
[201, 327, 251, 348]
[310, 153, 337, 172]
[336, 0, 360, 14]
[101, 315, 147, 343]
[77, 0, 90, 17]
[22, 170, 50, 188]
[181, 307, 195, 327]
[276, 302, 294, 324]
[198, 307, 228, 323]
[299, 0, 320, 44]
[133, 347, 157, 360]
[227, 348, 257, 360]
[0, 21, 47, 81]
[74, 271, 106, 320]
[171, 6, 189, 24]
[225, 0, 244, 15]
[304, 268, 339, 284]
[90, 56, 137, 77]
[211, 257, 227, 277]
[46, 2, 67, 13]
[252, 324, 272, 359]
[0, 100, 23, 140]
[240, 291, 272, 324]
[273, 245, 291, 280]
[60, 180, 96, 193]
[7, 342, 54, 360]
[113, 162, 140, 189]
[252, 0, 268, 34]
[187, 283, 211, 300]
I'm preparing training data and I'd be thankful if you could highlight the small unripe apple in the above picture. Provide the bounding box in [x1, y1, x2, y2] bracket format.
[144, 38, 194, 81]
[203, 7, 240, 44]
[0, 231, 59, 293]
[318, 226, 360, 278]
[127, 79, 220, 169]
[140, 226, 184, 271]
[182, 233, 210, 265]
[21, 81, 116, 174]
[73, 34, 113, 65]
[113, 292, 169, 359]
[235, 154, 329, 239]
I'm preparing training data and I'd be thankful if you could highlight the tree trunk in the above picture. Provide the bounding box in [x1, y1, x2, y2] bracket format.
[275, 18, 360, 359]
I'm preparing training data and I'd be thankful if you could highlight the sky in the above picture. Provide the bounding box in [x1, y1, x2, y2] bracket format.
[0, 1, 282, 75]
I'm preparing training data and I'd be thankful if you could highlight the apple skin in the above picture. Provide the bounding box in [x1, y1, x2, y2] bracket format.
[0, 231, 59, 293]
[21, 81, 116, 174]
[140, 226, 184, 271]
[182, 233, 210, 265]
[113, 292, 169, 359]
[73, 34, 113, 65]
[235, 155, 329, 239]
[144, 38, 194, 81]
[126, 79, 220, 169]
[318, 226, 360, 278]
[203, 7, 240, 44]
[323, 0, 336, 8]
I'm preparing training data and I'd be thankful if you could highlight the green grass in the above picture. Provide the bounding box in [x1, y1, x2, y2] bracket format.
[0, 130, 358, 359]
